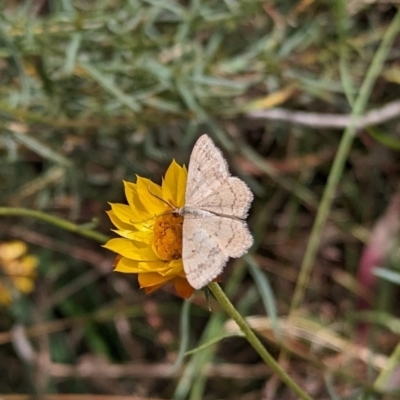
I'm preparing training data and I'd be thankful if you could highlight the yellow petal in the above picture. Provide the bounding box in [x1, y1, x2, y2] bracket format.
[177, 165, 187, 207]
[137, 259, 180, 275]
[19, 255, 39, 273]
[0, 284, 11, 305]
[136, 177, 168, 215]
[124, 180, 161, 221]
[113, 255, 122, 268]
[114, 257, 141, 273]
[173, 276, 194, 298]
[158, 259, 184, 277]
[109, 203, 152, 228]
[136, 176, 162, 197]
[2, 259, 18, 275]
[123, 181, 148, 213]
[138, 272, 173, 288]
[107, 210, 136, 231]
[143, 283, 165, 294]
[0, 241, 27, 261]
[161, 178, 173, 207]
[14, 277, 34, 294]
[109, 203, 136, 225]
[115, 257, 168, 274]
[162, 160, 181, 205]
[137, 260, 170, 272]
[170, 258, 184, 269]
[112, 229, 152, 244]
[103, 238, 159, 261]
[162, 161, 187, 207]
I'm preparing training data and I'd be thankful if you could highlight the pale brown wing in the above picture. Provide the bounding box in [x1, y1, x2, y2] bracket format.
[185, 134, 253, 219]
[182, 214, 253, 289]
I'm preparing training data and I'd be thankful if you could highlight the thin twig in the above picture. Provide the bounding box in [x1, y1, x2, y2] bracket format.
[247, 99, 400, 129]
[47, 360, 270, 379]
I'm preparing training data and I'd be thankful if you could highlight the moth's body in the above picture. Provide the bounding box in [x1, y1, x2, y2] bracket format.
[175, 207, 213, 218]
[180, 134, 253, 290]
[176, 207, 241, 220]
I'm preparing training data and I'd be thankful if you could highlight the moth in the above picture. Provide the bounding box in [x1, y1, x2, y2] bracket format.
[176, 135, 253, 289]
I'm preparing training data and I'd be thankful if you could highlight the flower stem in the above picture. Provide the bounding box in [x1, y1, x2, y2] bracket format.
[0, 207, 109, 243]
[208, 282, 313, 400]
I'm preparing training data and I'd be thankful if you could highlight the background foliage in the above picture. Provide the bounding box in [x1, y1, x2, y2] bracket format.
[1, 1, 400, 399]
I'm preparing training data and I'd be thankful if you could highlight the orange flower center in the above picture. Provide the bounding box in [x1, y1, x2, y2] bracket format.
[152, 213, 183, 261]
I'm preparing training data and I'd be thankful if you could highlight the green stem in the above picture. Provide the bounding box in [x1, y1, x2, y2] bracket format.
[208, 282, 313, 400]
[374, 340, 400, 393]
[290, 9, 400, 312]
[0, 207, 109, 244]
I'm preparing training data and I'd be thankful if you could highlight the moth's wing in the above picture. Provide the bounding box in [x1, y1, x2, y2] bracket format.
[202, 215, 253, 258]
[186, 134, 229, 200]
[186, 135, 253, 218]
[191, 177, 253, 219]
[182, 215, 253, 289]
[182, 217, 228, 289]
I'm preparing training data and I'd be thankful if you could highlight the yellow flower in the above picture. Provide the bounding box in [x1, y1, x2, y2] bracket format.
[0, 241, 38, 305]
[103, 160, 195, 298]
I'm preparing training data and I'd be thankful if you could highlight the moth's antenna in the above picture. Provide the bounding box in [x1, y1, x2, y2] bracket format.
[129, 215, 157, 225]
[147, 185, 176, 214]
[127, 185, 178, 225]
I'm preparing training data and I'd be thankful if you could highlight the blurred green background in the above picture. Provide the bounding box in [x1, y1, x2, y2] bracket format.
[1, 1, 400, 399]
